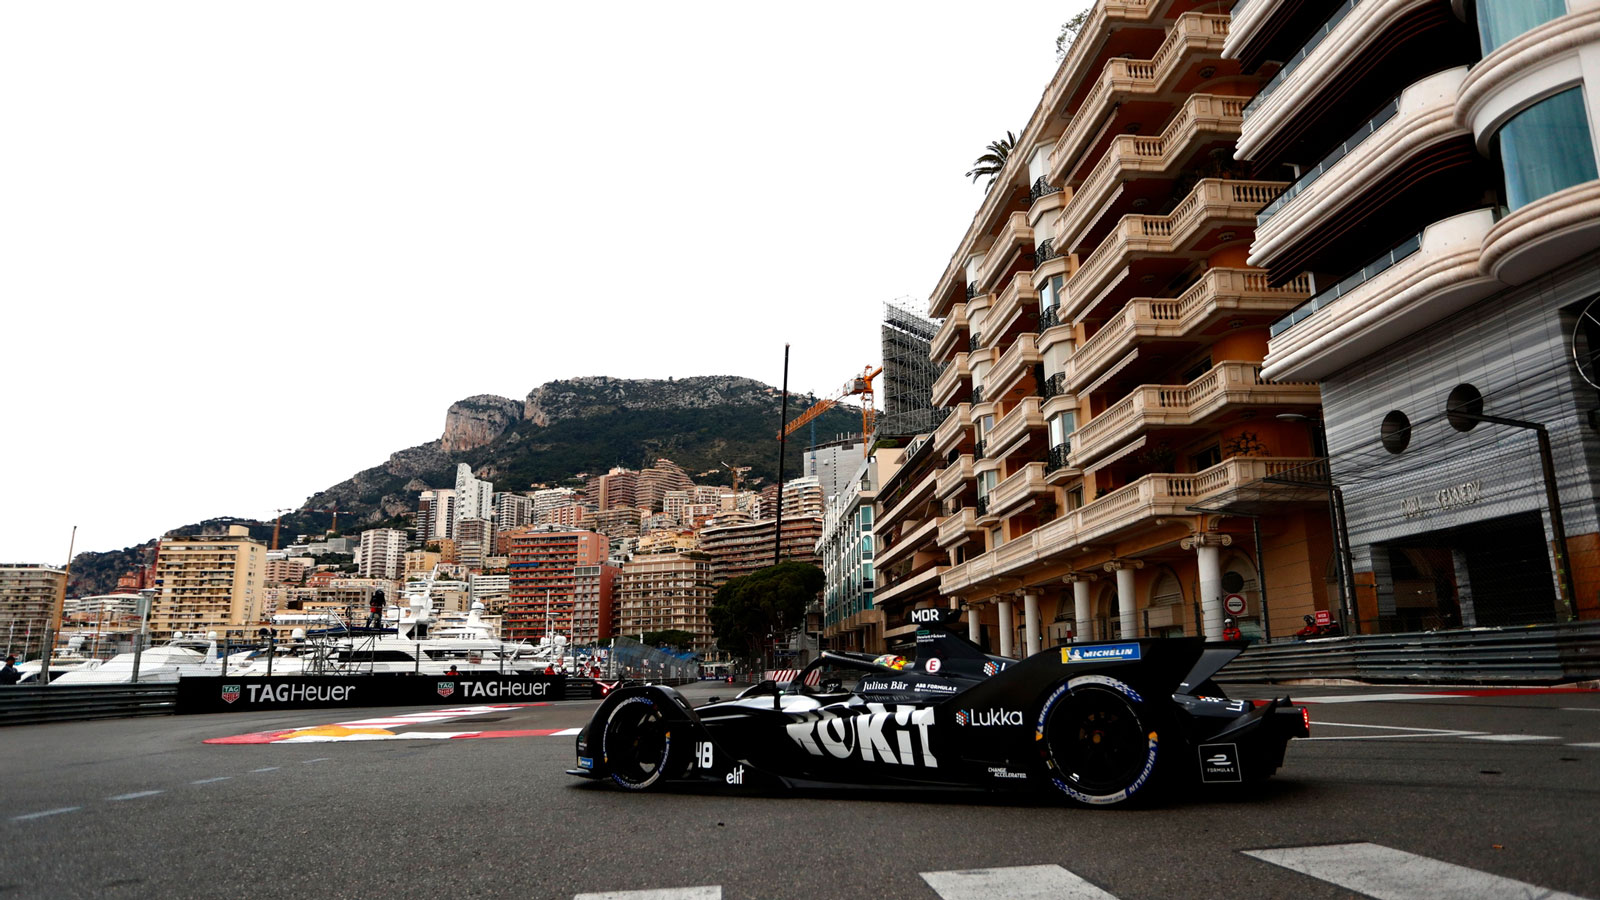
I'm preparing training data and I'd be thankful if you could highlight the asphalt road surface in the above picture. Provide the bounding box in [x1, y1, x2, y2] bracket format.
[3, 681, 1598, 900]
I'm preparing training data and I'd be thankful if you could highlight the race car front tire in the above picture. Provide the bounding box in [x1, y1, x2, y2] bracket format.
[601, 695, 680, 791]
[1036, 674, 1165, 807]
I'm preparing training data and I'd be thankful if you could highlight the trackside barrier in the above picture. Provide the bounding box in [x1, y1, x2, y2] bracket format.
[1218, 620, 1600, 685]
[0, 684, 178, 727]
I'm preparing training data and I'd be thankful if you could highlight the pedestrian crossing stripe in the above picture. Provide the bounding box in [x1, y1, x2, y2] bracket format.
[569, 844, 1596, 899]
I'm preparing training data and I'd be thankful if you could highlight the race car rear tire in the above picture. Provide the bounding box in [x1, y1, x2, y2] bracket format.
[1037, 674, 1164, 807]
[601, 695, 679, 791]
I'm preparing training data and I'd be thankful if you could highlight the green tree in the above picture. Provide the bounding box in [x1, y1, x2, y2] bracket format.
[641, 629, 697, 651]
[965, 131, 1017, 188]
[1055, 9, 1089, 60]
[710, 561, 824, 664]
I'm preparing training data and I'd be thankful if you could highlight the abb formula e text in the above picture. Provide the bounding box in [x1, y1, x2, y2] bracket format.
[567, 610, 1307, 807]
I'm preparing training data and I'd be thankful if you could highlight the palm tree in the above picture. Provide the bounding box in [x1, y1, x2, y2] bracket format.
[965, 130, 1017, 188]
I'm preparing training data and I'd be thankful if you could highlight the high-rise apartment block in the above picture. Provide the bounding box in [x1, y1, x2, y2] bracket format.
[819, 450, 900, 652]
[780, 476, 827, 520]
[699, 516, 823, 584]
[617, 553, 717, 653]
[494, 492, 534, 531]
[454, 517, 494, 571]
[925, 0, 1328, 656]
[663, 490, 693, 525]
[416, 489, 456, 542]
[868, 434, 948, 653]
[453, 463, 494, 533]
[635, 458, 695, 512]
[264, 557, 311, 585]
[1234, 0, 1600, 628]
[150, 525, 267, 637]
[540, 502, 587, 529]
[0, 564, 68, 643]
[570, 563, 620, 646]
[504, 530, 609, 641]
[357, 528, 408, 580]
[590, 467, 638, 511]
[531, 487, 581, 519]
[804, 438, 866, 504]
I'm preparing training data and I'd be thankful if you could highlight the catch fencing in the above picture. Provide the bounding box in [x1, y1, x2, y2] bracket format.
[601, 637, 701, 681]
[1218, 620, 1600, 685]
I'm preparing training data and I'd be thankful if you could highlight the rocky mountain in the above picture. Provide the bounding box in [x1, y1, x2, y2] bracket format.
[303, 374, 857, 528]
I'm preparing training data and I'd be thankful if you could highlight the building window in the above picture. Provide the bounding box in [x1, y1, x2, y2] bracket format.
[1190, 444, 1222, 470]
[1381, 410, 1412, 455]
[1047, 412, 1076, 448]
[1494, 87, 1598, 212]
[1476, 0, 1565, 55]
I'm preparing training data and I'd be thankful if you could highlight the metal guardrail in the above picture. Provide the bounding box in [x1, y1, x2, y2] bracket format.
[0, 684, 179, 727]
[1219, 620, 1600, 685]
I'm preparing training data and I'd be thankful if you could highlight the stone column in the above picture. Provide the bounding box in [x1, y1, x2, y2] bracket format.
[1182, 533, 1233, 640]
[1070, 577, 1092, 643]
[968, 600, 982, 642]
[1022, 591, 1041, 656]
[996, 596, 1015, 658]
[1102, 561, 1143, 639]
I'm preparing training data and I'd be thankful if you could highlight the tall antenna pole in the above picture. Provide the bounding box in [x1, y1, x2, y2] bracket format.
[40, 525, 76, 685]
[775, 344, 790, 568]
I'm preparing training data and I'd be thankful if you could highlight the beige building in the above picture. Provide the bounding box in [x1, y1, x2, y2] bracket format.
[699, 516, 823, 585]
[638, 529, 699, 555]
[403, 550, 442, 577]
[617, 553, 717, 654]
[264, 557, 312, 586]
[924, 0, 1330, 655]
[0, 564, 68, 646]
[150, 526, 267, 637]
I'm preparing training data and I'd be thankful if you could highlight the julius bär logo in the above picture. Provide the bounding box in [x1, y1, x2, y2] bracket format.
[221, 684, 241, 704]
[437, 681, 455, 698]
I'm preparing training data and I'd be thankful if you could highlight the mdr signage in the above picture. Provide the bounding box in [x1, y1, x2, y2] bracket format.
[177, 674, 567, 714]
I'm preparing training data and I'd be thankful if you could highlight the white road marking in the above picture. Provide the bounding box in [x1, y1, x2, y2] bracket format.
[574, 887, 721, 900]
[1297, 692, 1465, 704]
[250, 766, 280, 772]
[1299, 722, 1486, 741]
[190, 777, 232, 784]
[1460, 734, 1559, 742]
[301, 757, 331, 763]
[11, 807, 80, 821]
[553, 727, 582, 736]
[1244, 842, 1589, 900]
[1567, 742, 1600, 748]
[108, 790, 163, 801]
[1560, 707, 1600, 712]
[921, 865, 1118, 899]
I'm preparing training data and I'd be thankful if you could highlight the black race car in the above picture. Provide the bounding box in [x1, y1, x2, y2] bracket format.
[567, 610, 1307, 807]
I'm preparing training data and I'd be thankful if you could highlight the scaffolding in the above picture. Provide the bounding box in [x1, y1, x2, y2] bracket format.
[879, 299, 948, 438]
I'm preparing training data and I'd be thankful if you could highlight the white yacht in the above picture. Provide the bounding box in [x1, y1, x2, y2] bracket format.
[14, 636, 102, 684]
[301, 594, 562, 676]
[51, 633, 224, 684]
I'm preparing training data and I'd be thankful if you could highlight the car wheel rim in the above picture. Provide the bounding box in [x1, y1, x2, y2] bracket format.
[1046, 687, 1147, 796]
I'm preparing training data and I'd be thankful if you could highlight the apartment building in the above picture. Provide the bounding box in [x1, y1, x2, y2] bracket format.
[804, 436, 867, 503]
[699, 516, 823, 584]
[505, 530, 608, 641]
[494, 492, 535, 530]
[590, 467, 638, 511]
[636, 458, 695, 512]
[403, 550, 441, 577]
[1235, 0, 1600, 629]
[570, 563, 620, 646]
[416, 488, 456, 542]
[0, 564, 68, 641]
[540, 502, 587, 529]
[818, 449, 901, 651]
[454, 463, 495, 533]
[781, 476, 827, 519]
[454, 517, 494, 571]
[617, 553, 717, 654]
[531, 487, 581, 519]
[149, 526, 267, 637]
[926, 0, 1331, 654]
[263, 557, 311, 586]
[357, 528, 408, 580]
[869, 434, 949, 653]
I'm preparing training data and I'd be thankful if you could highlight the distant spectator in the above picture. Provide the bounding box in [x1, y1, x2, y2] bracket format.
[0, 655, 19, 685]
[446, 664, 460, 676]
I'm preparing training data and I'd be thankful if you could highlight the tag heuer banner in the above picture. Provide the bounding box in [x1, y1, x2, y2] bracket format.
[176, 673, 570, 714]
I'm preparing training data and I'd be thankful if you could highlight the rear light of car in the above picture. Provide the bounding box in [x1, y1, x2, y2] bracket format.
[1301, 706, 1311, 735]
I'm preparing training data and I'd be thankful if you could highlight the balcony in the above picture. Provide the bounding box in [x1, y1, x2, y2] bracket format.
[1056, 93, 1247, 254]
[987, 273, 1040, 339]
[1264, 208, 1500, 381]
[1028, 180, 1070, 234]
[1048, 13, 1233, 185]
[932, 403, 973, 457]
[1070, 362, 1322, 468]
[972, 212, 1033, 294]
[930, 352, 971, 408]
[1070, 267, 1311, 393]
[987, 462, 1050, 520]
[1251, 67, 1470, 269]
[875, 516, 942, 570]
[986, 397, 1044, 459]
[877, 468, 940, 535]
[1046, 441, 1080, 484]
[874, 564, 946, 609]
[936, 454, 975, 500]
[930, 303, 968, 363]
[1059, 179, 1287, 324]
[937, 506, 980, 548]
[986, 334, 1042, 402]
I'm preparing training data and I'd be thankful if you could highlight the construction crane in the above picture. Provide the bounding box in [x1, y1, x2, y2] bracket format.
[720, 461, 751, 494]
[778, 365, 882, 456]
[270, 509, 294, 551]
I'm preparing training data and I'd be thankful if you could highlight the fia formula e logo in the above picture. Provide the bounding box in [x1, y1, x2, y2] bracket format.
[220, 684, 241, 704]
[1062, 643, 1142, 664]
[437, 682, 455, 698]
[1199, 742, 1241, 783]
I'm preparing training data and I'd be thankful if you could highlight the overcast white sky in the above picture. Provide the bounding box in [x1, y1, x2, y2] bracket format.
[1, 1, 1089, 563]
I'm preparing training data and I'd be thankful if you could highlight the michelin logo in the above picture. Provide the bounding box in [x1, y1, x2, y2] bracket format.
[1062, 643, 1141, 664]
